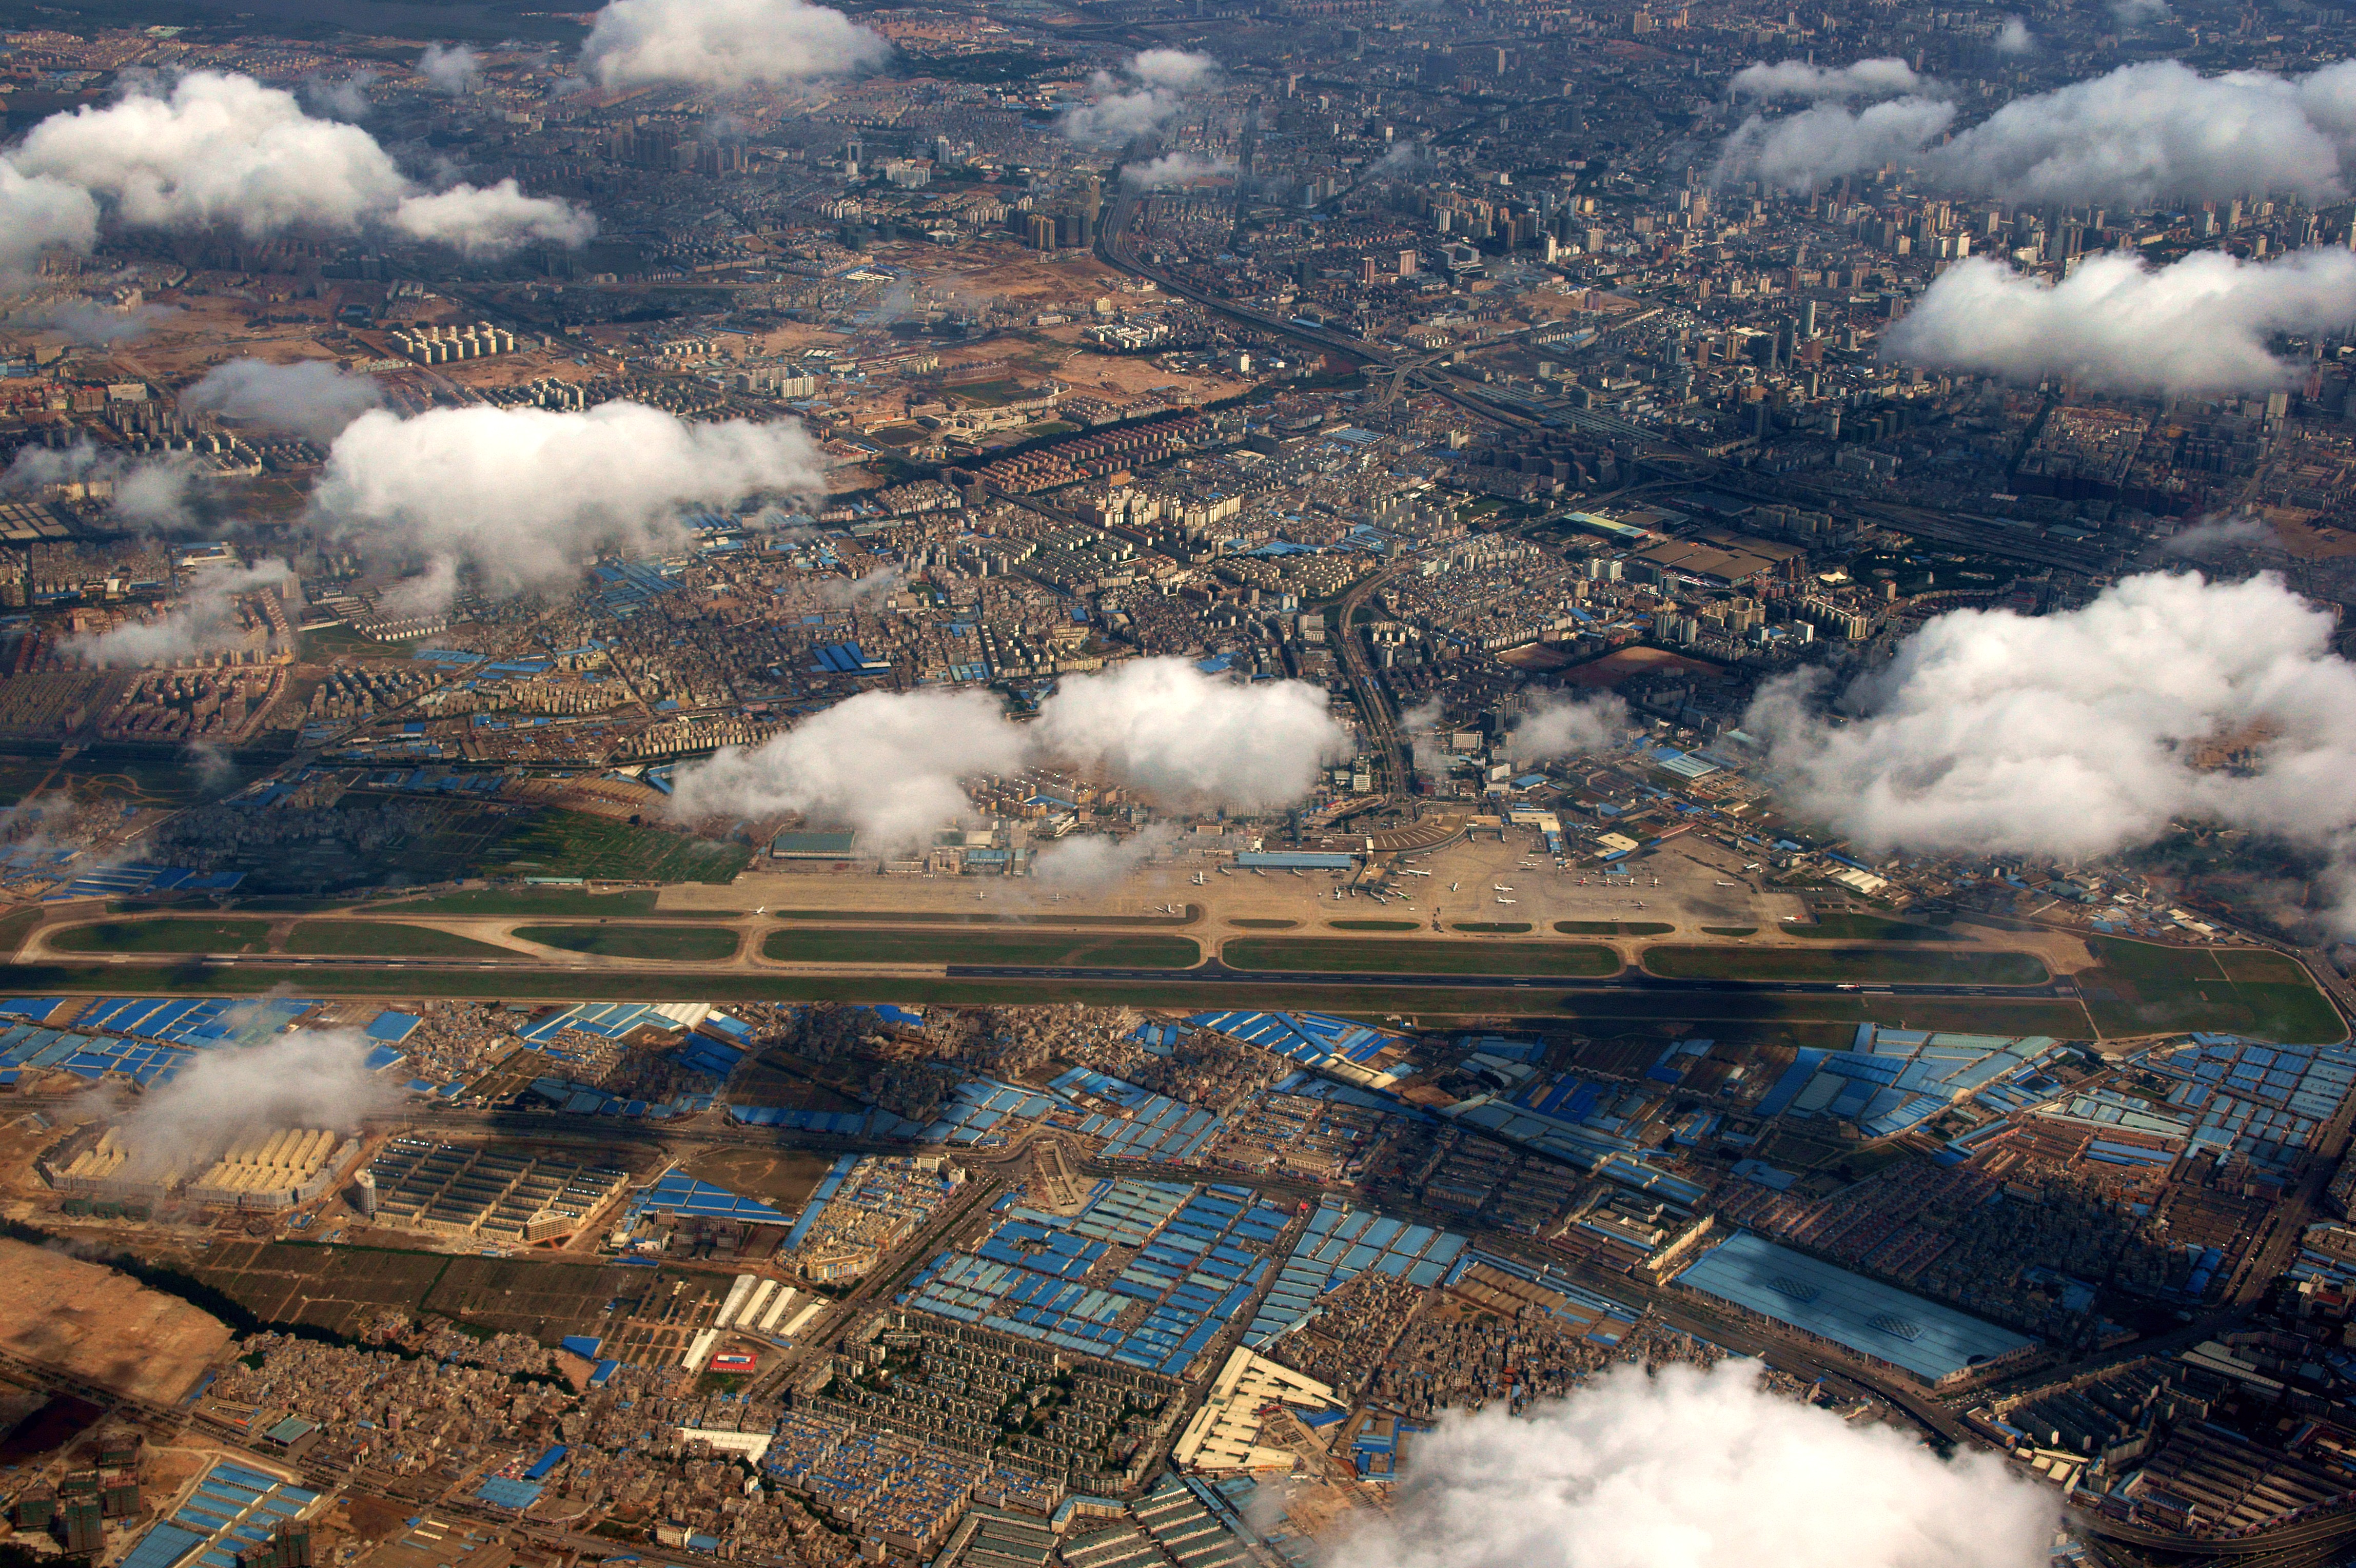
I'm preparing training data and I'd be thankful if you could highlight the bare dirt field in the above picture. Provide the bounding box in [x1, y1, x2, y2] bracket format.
[0, 1237, 230, 1401]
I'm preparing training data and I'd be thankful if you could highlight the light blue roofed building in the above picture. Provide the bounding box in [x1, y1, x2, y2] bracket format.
[1673, 1230, 2038, 1386]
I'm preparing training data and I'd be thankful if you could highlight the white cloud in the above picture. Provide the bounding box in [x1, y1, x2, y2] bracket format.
[180, 358, 383, 440]
[15, 71, 408, 234]
[310, 401, 827, 605]
[1033, 658, 1347, 810]
[15, 299, 179, 345]
[814, 566, 902, 609]
[1508, 693, 1629, 761]
[666, 688, 1022, 854]
[4, 443, 207, 528]
[1884, 249, 2356, 395]
[1743, 571, 2356, 932]
[1121, 150, 1237, 187]
[105, 1028, 391, 1181]
[393, 179, 595, 254]
[300, 71, 377, 120]
[8, 71, 593, 254]
[1996, 17, 2036, 53]
[0, 161, 100, 283]
[419, 43, 483, 94]
[65, 559, 294, 668]
[582, 0, 891, 89]
[2110, 0, 2170, 26]
[667, 659, 1348, 853]
[1339, 1361, 2052, 1568]
[1714, 97, 1956, 192]
[2165, 513, 2274, 557]
[1933, 60, 2356, 205]
[1130, 48, 1217, 91]
[1714, 60, 2356, 203]
[1030, 826, 1176, 887]
[1063, 50, 1219, 148]
[1731, 57, 1928, 102]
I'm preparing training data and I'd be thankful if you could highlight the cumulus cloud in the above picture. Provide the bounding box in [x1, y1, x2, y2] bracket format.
[1122, 151, 1237, 187]
[1507, 693, 1629, 762]
[311, 401, 828, 606]
[1730, 57, 1928, 102]
[667, 688, 1022, 855]
[180, 358, 384, 440]
[667, 660, 1348, 854]
[0, 162, 101, 283]
[1718, 60, 2356, 204]
[1934, 59, 2356, 205]
[1996, 17, 2036, 53]
[2111, 0, 2170, 26]
[1338, 1361, 2053, 1568]
[10, 71, 593, 254]
[64, 560, 294, 669]
[419, 43, 483, 94]
[106, 1028, 391, 1181]
[1130, 48, 1217, 90]
[393, 178, 594, 253]
[582, 0, 890, 89]
[14, 299, 180, 345]
[5, 443, 207, 528]
[1744, 571, 2356, 932]
[1063, 50, 1219, 148]
[1032, 658, 1348, 810]
[1714, 97, 1956, 192]
[1885, 249, 2356, 395]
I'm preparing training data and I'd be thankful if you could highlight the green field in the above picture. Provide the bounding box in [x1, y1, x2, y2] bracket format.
[519, 924, 742, 962]
[0, 906, 42, 957]
[477, 811, 751, 885]
[0, 958, 2097, 1032]
[762, 929, 1200, 968]
[1224, 937, 1617, 977]
[2076, 937, 2343, 1043]
[1702, 927, 1758, 937]
[1453, 922, 1533, 933]
[1330, 919, 1419, 932]
[48, 918, 274, 954]
[1788, 913, 1958, 941]
[1555, 921, 1675, 936]
[1228, 918, 1298, 929]
[283, 921, 513, 958]
[1641, 945, 2051, 985]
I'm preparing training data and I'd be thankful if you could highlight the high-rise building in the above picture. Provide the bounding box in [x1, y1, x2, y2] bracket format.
[61, 1496, 104, 1554]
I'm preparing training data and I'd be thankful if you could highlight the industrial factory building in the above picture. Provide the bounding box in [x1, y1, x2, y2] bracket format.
[41, 1124, 361, 1212]
[365, 1136, 631, 1244]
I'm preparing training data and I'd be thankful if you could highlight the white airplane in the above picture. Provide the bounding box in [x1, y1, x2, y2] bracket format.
[1192, 872, 1205, 886]
[976, 892, 988, 900]
[1449, 881, 1460, 892]
[1496, 896, 1518, 906]
[1494, 884, 1514, 892]
[753, 906, 765, 915]
[1402, 869, 1430, 878]
[1743, 863, 1761, 872]
[1716, 881, 1739, 888]
[1253, 869, 1267, 877]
